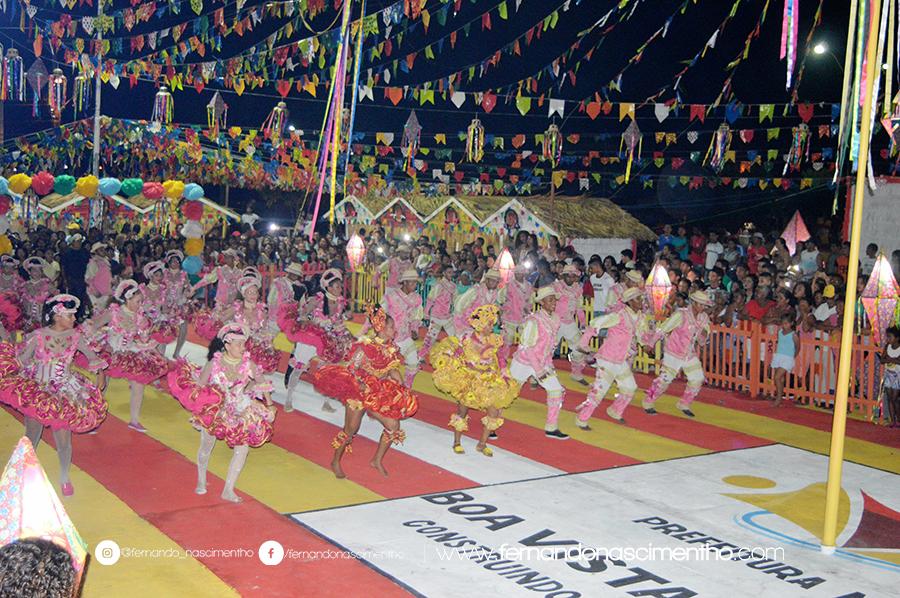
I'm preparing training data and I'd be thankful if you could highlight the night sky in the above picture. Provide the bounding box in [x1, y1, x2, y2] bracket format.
[0, 0, 863, 229]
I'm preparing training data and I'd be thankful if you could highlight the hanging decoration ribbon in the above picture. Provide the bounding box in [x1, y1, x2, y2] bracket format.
[151, 85, 174, 125]
[342, 0, 367, 191]
[48, 68, 66, 125]
[784, 123, 811, 173]
[262, 101, 289, 147]
[466, 117, 485, 163]
[206, 91, 227, 138]
[780, 0, 800, 89]
[1, 49, 25, 102]
[401, 109, 422, 171]
[705, 123, 733, 173]
[542, 123, 563, 168]
[73, 73, 90, 118]
[620, 120, 642, 183]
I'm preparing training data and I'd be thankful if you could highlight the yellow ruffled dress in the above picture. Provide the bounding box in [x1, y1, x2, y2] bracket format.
[430, 332, 519, 411]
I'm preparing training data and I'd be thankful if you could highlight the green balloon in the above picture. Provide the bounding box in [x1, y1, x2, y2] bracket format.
[53, 175, 76, 196]
[121, 178, 144, 198]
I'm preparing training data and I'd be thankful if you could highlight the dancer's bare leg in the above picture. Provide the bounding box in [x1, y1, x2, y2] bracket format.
[370, 412, 401, 477]
[221, 444, 249, 503]
[452, 405, 469, 449]
[331, 407, 364, 479]
[196, 430, 216, 495]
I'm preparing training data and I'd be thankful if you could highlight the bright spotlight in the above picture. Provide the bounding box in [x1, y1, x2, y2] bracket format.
[269, 223, 279, 232]
[813, 43, 826, 55]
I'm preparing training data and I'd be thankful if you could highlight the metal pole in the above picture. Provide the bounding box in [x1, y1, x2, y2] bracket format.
[91, 0, 103, 177]
[821, 0, 881, 552]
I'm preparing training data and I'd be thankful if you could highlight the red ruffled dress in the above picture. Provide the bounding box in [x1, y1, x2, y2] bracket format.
[168, 353, 275, 448]
[277, 293, 352, 364]
[0, 329, 107, 432]
[90, 304, 170, 385]
[312, 337, 418, 420]
[142, 282, 178, 344]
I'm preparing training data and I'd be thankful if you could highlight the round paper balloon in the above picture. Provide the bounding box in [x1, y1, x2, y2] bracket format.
[0, 178, 8, 195]
[0, 196, 11, 215]
[182, 254, 203, 275]
[75, 175, 99, 197]
[98, 177, 122, 196]
[54, 175, 76, 196]
[8, 174, 31, 195]
[183, 183, 205, 200]
[184, 238, 204, 257]
[121, 178, 143, 198]
[163, 180, 185, 200]
[31, 171, 55, 196]
[142, 182, 165, 200]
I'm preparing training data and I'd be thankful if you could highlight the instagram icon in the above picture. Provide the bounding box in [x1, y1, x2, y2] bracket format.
[95, 540, 121, 566]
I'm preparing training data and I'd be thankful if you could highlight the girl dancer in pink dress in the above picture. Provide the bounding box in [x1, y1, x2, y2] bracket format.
[21, 257, 57, 333]
[142, 261, 178, 351]
[168, 323, 275, 502]
[0, 294, 107, 496]
[191, 249, 243, 339]
[162, 250, 193, 358]
[278, 269, 353, 412]
[89, 280, 171, 432]
[213, 276, 280, 374]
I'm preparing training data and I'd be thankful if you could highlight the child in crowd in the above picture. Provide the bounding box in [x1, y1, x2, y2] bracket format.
[880, 326, 900, 427]
[771, 314, 799, 407]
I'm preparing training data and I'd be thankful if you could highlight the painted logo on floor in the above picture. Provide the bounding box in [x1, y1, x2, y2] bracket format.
[292, 445, 899, 597]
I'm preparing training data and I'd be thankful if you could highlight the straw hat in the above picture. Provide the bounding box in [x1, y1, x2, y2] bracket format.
[399, 268, 420, 283]
[90, 242, 107, 254]
[535, 287, 558, 303]
[482, 268, 501, 281]
[622, 287, 643, 303]
[690, 290, 714, 306]
[625, 270, 644, 284]
[285, 262, 304, 276]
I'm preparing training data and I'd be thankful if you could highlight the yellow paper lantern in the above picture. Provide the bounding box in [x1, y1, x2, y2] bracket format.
[75, 175, 99, 197]
[8, 173, 32, 195]
[163, 180, 186, 200]
[184, 237, 204, 256]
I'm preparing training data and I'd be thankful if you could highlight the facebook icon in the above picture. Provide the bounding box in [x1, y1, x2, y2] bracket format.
[258, 540, 285, 566]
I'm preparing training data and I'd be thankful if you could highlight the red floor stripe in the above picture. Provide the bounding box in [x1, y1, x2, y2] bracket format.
[271, 408, 476, 498]
[407, 387, 640, 472]
[6, 407, 411, 598]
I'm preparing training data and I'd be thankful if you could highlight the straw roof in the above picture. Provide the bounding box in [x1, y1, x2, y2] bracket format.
[521, 196, 656, 241]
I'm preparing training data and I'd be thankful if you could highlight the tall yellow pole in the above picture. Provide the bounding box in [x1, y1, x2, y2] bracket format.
[821, 0, 881, 552]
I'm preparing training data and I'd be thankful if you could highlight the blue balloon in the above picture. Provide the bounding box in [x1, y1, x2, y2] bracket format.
[183, 183, 204, 200]
[182, 255, 203, 275]
[98, 177, 122, 196]
[0, 177, 7, 195]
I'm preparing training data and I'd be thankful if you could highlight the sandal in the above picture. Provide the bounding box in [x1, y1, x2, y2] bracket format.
[476, 445, 493, 457]
[452, 444, 465, 454]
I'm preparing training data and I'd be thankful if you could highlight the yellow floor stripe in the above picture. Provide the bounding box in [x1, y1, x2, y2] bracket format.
[413, 371, 708, 462]
[104, 379, 383, 513]
[0, 411, 238, 598]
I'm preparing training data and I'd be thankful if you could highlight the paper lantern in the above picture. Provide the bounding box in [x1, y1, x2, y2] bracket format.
[346, 234, 366, 270]
[48, 68, 66, 124]
[779, 210, 811, 255]
[0, 196, 10, 216]
[542, 123, 563, 168]
[466, 117, 485, 163]
[142, 182, 164, 200]
[183, 183, 204, 200]
[0, 438, 88, 582]
[261, 101, 289, 146]
[182, 254, 203, 274]
[0, 178, 7, 195]
[98, 177, 121, 196]
[151, 85, 174, 125]
[75, 175, 99, 197]
[163, 180, 185, 200]
[496, 247, 515, 287]
[120, 178, 143, 198]
[31, 172, 55, 196]
[7, 174, 31, 195]
[646, 262, 673, 319]
[53, 175, 76, 196]
[182, 200, 204, 221]
[861, 254, 900, 345]
[184, 237, 204, 257]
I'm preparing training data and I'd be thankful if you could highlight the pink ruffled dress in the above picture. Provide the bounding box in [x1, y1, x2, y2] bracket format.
[277, 293, 352, 364]
[92, 304, 171, 385]
[142, 282, 178, 345]
[21, 279, 56, 332]
[192, 266, 242, 341]
[167, 353, 275, 448]
[232, 300, 280, 373]
[162, 269, 192, 326]
[0, 329, 107, 432]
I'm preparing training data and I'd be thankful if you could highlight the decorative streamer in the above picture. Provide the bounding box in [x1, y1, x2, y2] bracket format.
[48, 68, 66, 124]
[466, 117, 485, 163]
[401, 110, 422, 171]
[342, 0, 367, 191]
[262, 101, 289, 147]
[704, 123, 732, 173]
[780, 0, 800, 89]
[620, 120, 642, 183]
[542, 123, 563, 168]
[784, 123, 811, 173]
[206, 91, 227, 138]
[1, 49, 24, 102]
[151, 85, 174, 125]
[73, 73, 90, 117]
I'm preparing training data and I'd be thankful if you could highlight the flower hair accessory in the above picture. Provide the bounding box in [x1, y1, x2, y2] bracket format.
[23, 257, 48, 270]
[365, 305, 388, 334]
[242, 267, 261, 279]
[165, 250, 184, 264]
[217, 322, 248, 343]
[46, 294, 80, 315]
[143, 261, 164, 280]
[469, 304, 499, 332]
[321, 268, 342, 289]
[0, 255, 19, 267]
[114, 280, 141, 302]
[239, 275, 261, 295]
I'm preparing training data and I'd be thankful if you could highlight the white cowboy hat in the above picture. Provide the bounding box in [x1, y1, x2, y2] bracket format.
[285, 262, 304, 276]
[90, 242, 107, 253]
[625, 270, 644, 284]
[482, 269, 502, 281]
[399, 268, 420, 283]
[534, 287, 558, 302]
[622, 287, 644, 303]
[690, 290, 714, 306]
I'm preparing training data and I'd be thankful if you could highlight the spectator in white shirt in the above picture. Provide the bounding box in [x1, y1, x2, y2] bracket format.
[588, 257, 615, 317]
[799, 240, 820, 279]
[241, 204, 260, 231]
[704, 232, 724, 271]
[860, 243, 878, 278]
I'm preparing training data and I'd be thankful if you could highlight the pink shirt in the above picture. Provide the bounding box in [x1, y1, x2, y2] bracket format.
[552, 280, 585, 326]
[383, 288, 423, 343]
[503, 279, 532, 325]
[512, 310, 560, 373]
[426, 279, 455, 321]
